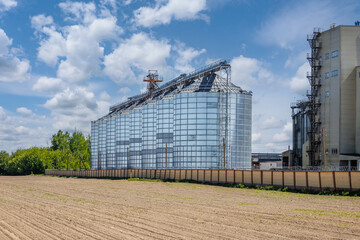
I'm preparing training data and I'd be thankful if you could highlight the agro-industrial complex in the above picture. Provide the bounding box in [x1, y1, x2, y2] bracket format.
[91, 24, 360, 172]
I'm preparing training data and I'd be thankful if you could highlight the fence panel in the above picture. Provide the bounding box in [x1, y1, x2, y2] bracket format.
[307, 172, 319, 189]
[233, 170, 241, 184]
[197, 170, 204, 182]
[226, 170, 234, 184]
[169, 170, 174, 180]
[204, 170, 211, 182]
[272, 171, 283, 187]
[242, 171, 251, 185]
[173, 170, 179, 181]
[179, 169, 183, 180]
[191, 170, 196, 181]
[210, 170, 217, 183]
[351, 172, 360, 190]
[252, 171, 261, 185]
[321, 172, 335, 189]
[284, 171, 294, 188]
[262, 171, 272, 185]
[219, 170, 226, 184]
[334, 172, 350, 190]
[295, 171, 307, 188]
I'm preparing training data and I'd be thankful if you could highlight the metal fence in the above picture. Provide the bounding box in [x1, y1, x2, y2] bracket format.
[255, 166, 359, 172]
[45, 169, 360, 191]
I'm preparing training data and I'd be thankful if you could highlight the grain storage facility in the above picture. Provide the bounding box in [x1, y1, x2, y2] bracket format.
[91, 60, 252, 170]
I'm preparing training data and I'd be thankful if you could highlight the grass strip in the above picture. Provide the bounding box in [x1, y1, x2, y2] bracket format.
[44, 174, 360, 197]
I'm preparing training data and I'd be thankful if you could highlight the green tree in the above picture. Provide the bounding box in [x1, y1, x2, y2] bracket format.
[0, 151, 9, 175]
[51, 130, 70, 151]
[0, 129, 91, 175]
[70, 131, 90, 169]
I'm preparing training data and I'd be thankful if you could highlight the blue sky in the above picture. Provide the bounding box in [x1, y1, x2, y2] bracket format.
[0, 0, 359, 153]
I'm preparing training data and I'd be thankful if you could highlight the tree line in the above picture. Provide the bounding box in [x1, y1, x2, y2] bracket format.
[0, 130, 90, 175]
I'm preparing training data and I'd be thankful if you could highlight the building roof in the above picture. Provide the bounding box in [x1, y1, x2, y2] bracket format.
[93, 60, 251, 123]
[181, 73, 242, 93]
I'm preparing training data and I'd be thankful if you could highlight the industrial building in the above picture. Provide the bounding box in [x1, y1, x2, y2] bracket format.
[91, 60, 252, 170]
[292, 24, 360, 170]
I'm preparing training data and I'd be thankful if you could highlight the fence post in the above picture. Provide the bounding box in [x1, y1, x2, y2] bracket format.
[251, 170, 253, 186]
[210, 169, 213, 183]
[233, 170, 236, 184]
[261, 170, 263, 185]
[349, 171, 352, 191]
[293, 171, 296, 190]
[305, 171, 309, 189]
[282, 171, 285, 188]
[333, 171, 336, 190]
[225, 169, 228, 184]
[197, 169, 199, 182]
[319, 172, 322, 191]
[218, 170, 220, 184]
[271, 170, 273, 186]
[242, 170, 244, 184]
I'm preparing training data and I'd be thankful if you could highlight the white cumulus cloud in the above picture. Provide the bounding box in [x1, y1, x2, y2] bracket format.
[273, 122, 292, 142]
[133, 0, 208, 27]
[118, 87, 131, 94]
[44, 87, 97, 113]
[59, 1, 96, 24]
[31, 14, 54, 31]
[252, 133, 261, 144]
[173, 42, 206, 73]
[100, 90, 110, 101]
[33, 76, 64, 93]
[0, 106, 7, 121]
[0, 29, 30, 82]
[231, 55, 274, 90]
[260, 116, 283, 130]
[43, 87, 109, 131]
[289, 62, 310, 93]
[0, 105, 52, 152]
[16, 107, 33, 116]
[104, 32, 171, 84]
[0, 0, 17, 12]
[32, 10, 122, 83]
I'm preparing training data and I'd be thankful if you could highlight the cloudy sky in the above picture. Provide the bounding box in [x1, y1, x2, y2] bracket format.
[0, 0, 359, 153]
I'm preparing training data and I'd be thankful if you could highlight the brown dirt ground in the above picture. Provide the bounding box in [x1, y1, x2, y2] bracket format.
[0, 176, 359, 240]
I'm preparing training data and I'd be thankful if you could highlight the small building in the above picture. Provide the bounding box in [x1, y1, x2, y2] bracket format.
[281, 149, 293, 168]
[252, 153, 282, 170]
[260, 161, 282, 170]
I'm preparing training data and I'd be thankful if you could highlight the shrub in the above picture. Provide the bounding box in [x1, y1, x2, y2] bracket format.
[6, 150, 45, 175]
[0, 151, 9, 175]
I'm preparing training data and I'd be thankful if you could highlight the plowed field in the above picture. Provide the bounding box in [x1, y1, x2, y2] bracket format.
[0, 176, 359, 239]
